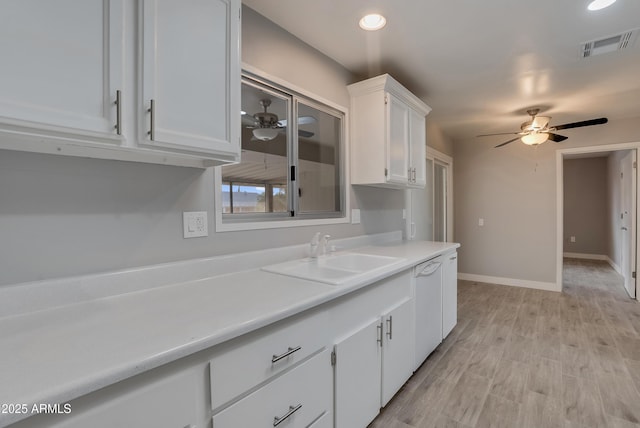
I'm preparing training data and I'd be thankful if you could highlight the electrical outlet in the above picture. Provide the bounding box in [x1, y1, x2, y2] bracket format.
[478, 218, 484, 227]
[183, 211, 208, 238]
[570, 236, 576, 243]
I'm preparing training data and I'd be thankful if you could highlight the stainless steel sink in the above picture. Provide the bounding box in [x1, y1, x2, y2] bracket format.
[261, 253, 405, 285]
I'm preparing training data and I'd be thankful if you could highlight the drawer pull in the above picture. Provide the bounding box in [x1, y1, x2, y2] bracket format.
[273, 403, 302, 427]
[377, 323, 383, 347]
[386, 315, 393, 340]
[271, 346, 302, 363]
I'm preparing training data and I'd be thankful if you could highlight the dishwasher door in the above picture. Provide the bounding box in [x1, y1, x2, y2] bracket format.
[414, 256, 443, 370]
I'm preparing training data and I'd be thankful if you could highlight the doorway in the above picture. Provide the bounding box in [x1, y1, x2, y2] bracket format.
[557, 144, 638, 300]
[405, 147, 453, 242]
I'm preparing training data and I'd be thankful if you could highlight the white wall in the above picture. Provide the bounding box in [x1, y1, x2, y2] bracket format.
[0, 6, 406, 286]
[454, 116, 640, 286]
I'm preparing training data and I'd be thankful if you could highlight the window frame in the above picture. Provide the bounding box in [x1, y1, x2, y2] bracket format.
[214, 66, 350, 232]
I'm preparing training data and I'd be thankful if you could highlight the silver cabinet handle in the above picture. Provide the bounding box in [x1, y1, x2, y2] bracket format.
[148, 99, 155, 140]
[408, 168, 412, 182]
[273, 404, 302, 427]
[377, 322, 383, 347]
[386, 316, 393, 340]
[271, 346, 301, 363]
[622, 227, 628, 231]
[413, 168, 417, 182]
[114, 90, 122, 135]
[449, 255, 457, 261]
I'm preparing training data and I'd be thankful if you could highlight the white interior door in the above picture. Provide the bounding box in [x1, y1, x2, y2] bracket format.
[621, 150, 637, 298]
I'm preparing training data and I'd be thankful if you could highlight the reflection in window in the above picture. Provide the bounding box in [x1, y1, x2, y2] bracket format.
[221, 75, 344, 221]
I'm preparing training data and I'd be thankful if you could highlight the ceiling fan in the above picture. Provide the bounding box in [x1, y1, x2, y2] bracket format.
[242, 99, 315, 141]
[477, 108, 608, 148]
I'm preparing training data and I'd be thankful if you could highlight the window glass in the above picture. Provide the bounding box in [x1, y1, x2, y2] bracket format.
[297, 101, 342, 214]
[220, 75, 344, 222]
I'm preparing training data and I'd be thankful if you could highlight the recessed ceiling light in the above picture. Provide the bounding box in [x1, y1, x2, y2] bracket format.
[587, 0, 616, 11]
[359, 14, 387, 31]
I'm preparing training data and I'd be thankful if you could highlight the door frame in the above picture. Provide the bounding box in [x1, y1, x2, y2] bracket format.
[405, 147, 453, 241]
[428, 147, 454, 241]
[556, 142, 640, 300]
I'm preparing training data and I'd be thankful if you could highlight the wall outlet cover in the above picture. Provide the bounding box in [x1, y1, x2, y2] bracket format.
[183, 211, 208, 238]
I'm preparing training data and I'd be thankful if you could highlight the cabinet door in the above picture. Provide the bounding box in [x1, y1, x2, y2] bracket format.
[409, 109, 426, 187]
[443, 252, 458, 338]
[140, 0, 240, 159]
[386, 93, 410, 185]
[381, 298, 415, 406]
[334, 318, 382, 428]
[0, 0, 123, 139]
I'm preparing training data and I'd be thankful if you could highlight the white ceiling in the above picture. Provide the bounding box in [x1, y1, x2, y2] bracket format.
[242, 0, 640, 143]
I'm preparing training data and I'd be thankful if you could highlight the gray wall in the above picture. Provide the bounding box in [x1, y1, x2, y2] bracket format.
[454, 116, 640, 284]
[0, 7, 406, 286]
[563, 157, 608, 255]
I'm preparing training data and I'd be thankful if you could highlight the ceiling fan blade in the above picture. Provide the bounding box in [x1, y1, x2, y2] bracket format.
[242, 115, 258, 126]
[553, 117, 608, 131]
[298, 130, 315, 138]
[277, 116, 317, 127]
[547, 133, 568, 142]
[494, 137, 521, 148]
[477, 132, 520, 137]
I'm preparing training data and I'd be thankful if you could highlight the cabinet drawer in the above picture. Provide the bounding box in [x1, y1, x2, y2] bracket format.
[210, 308, 329, 410]
[213, 349, 332, 428]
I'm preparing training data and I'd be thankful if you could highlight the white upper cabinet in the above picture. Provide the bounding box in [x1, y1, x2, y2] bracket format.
[0, 0, 124, 141]
[139, 0, 240, 163]
[348, 74, 431, 189]
[0, 0, 241, 168]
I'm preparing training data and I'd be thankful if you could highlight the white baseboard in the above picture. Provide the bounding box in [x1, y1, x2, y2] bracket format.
[458, 273, 560, 292]
[562, 252, 623, 275]
[563, 252, 608, 261]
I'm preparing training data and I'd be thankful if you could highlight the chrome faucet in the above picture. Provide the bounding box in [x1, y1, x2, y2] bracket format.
[309, 232, 332, 258]
[309, 232, 322, 258]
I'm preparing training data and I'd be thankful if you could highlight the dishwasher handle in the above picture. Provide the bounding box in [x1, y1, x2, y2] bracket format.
[416, 262, 441, 277]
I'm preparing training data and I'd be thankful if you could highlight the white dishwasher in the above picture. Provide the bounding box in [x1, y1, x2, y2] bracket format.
[413, 256, 443, 370]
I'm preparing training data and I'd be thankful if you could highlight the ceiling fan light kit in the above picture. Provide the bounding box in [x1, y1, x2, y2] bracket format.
[252, 127, 279, 141]
[476, 108, 608, 148]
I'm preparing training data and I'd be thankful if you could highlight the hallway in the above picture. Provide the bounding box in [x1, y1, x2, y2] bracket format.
[370, 258, 640, 428]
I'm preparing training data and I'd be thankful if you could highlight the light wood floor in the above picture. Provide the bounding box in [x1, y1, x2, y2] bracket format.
[369, 258, 640, 428]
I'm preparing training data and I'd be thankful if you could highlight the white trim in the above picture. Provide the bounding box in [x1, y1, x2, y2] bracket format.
[561, 253, 623, 274]
[562, 252, 609, 260]
[425, 147, 454, 242]
[556, 141, 640, 301]
[459, 273, 560, 292]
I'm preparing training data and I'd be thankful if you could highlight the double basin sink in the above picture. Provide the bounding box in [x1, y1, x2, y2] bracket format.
[261, 253, 405, 285]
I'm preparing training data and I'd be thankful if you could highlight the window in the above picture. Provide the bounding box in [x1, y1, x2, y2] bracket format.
[218, 73, 346, 227]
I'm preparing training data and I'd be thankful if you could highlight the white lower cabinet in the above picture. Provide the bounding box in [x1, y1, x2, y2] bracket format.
[334, 318, 382, 428]
[209, 309, 329, 411]
[212, 349, 332, 428]
[442, 251, 458, 338]
[381, 298, 415, 406]
[13, 366, 205, 428]
[333, 272, 415, 427]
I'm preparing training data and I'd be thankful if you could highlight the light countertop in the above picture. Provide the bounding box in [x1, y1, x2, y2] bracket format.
[0, 240, 458, 427]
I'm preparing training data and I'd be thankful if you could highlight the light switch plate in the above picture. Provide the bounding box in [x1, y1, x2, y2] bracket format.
[351, 209, 361, 224]
[183, 211, 208, 238]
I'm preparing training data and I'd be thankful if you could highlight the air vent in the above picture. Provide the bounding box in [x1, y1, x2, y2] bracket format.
[581, 29, 637, 58]
[580, 28, 638, 58]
